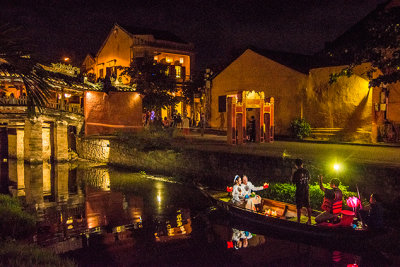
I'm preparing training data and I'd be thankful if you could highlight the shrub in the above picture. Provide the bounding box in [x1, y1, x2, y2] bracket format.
[290, 118, 311, 139]
[260, 182, 359, 210]
[0, 242, 76, 267]
[0, 195, 35, 240]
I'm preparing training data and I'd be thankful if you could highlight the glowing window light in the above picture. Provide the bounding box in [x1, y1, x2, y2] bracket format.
[179, 57, 184, 64]
[175, 66, 181, 78]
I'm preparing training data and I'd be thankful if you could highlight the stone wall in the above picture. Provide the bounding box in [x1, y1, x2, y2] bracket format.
[76, 137, 110, 163]
[77, 137, 400, 203]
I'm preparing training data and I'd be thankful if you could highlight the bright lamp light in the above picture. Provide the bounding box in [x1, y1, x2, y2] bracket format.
[333, 163, 340, 171]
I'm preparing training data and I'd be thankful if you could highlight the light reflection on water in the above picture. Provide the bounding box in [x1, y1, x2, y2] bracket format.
[0, 160, 397, 266]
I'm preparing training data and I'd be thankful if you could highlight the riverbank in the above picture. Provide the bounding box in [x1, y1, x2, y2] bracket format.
[76, 133, 400, 206]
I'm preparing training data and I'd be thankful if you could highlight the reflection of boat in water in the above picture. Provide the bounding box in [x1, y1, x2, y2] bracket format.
[199, 186, 383, 250]
[154, 209, 192, 242]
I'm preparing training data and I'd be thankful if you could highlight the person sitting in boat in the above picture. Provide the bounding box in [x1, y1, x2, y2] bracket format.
[232, 175, 245, 206]
[242, 175, 269, 211]
[359, 193, 384, 231]
[315, 176, 343, 224]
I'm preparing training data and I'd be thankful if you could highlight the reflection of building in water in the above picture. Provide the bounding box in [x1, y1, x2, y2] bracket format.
[7, 161, 86, 253]
[85, 187, 128, 229]
[8, 160, 25, 196]
[154, 209, 192, 242]
[127, 195, 143, 226]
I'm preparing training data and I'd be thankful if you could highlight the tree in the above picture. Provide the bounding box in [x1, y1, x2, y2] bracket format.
[0, 24, 51, 115]
[121, 55, 178, 112]
[325, 4, 400, 87]
[181, 72, 204, 105]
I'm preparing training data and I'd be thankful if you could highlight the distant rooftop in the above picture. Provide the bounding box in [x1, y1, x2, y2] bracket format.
[250, 47, 317, 74]
[118, 24, 188, 44]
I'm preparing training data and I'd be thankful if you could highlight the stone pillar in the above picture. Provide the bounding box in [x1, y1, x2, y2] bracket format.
[54, 121, 69, 162]
[8, 122, 24, 160]
[24, 119, 43, 163]
[24, 163, 44, 209]
[42, 122, 52, 162]
[55, 163, 69, 202]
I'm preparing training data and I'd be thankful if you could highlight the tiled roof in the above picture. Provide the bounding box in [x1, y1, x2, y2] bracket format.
[249, 47, 316, 74]
[119, 24, 188, 44]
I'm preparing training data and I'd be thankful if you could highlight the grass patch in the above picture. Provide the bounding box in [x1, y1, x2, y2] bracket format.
[0, 241, 76, 267]
[116, 126, 182, 151]
[0, 194, 35, 240]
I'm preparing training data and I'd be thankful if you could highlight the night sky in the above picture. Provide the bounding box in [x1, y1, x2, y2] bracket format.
[1, 0, 388, 70]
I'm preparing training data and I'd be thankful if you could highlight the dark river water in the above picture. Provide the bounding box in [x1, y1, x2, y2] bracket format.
[0, 160, 398, 266]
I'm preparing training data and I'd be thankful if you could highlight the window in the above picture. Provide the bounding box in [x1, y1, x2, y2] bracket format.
[99, 69, 104, 78]
[175, 66, 181, 78]
[218, 95, 226, 112]
[179, 57, 184, 64]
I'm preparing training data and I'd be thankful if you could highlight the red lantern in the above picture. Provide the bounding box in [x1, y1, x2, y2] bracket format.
[227, 241, 233, 248]
[227, 186, 233, 192]
[346, 196, 360, 209]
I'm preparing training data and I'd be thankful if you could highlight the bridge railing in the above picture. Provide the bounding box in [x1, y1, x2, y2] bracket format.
[0, 96, 83, 115]
[0, 96, 28, 105]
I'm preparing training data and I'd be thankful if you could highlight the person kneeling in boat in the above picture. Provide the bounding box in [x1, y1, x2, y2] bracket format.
[315, 176, 343, 224]
[232, 175, 245, 207]
[242, 175, 269, 211]
[359, 193, 384, 231]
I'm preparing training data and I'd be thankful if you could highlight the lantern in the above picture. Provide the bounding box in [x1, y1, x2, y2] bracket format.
[226, 186, 233, 192]
[347, 196, 361, 213]
[346, 197, 360, 209]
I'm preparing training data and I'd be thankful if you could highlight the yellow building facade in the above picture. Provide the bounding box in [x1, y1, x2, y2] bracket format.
[210, 49, 307, 136]
[210, 48, 380, 142]
[82, 24, 195, 119]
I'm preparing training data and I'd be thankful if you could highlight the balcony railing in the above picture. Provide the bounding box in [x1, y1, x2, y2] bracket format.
[0, 96, 83, 115]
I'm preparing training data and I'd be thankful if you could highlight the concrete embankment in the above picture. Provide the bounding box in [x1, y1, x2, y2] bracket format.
[76, 136, 400, 204]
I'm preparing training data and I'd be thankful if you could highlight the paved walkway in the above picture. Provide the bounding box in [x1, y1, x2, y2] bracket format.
[183, 131, 400, 167]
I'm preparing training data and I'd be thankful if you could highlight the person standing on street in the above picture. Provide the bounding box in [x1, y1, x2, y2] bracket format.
[292, 158, 312, 224]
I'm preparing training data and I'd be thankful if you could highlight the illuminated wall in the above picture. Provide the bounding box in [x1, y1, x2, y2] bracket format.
[305, 64, 372, 140]
[95, 26, 132, 81]
[211, 49, 377, 140]
[210, 49, 307, 135]
[84, 91, 142, 135]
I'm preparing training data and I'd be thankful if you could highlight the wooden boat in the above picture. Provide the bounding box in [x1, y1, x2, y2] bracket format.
[198, 185, 384, 250]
